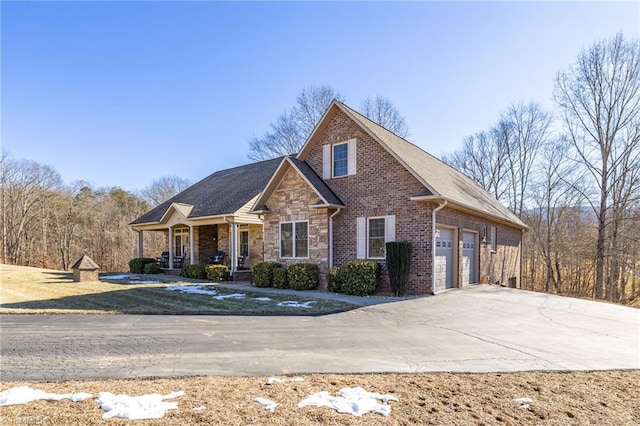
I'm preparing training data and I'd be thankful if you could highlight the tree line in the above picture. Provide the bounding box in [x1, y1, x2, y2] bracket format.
[1, 34, 637, 305]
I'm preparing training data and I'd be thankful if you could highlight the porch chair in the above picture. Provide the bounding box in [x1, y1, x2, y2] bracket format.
[209, 251, 225, 265]
[173, 256, 185, 269]
[237, 255, 247, 270]
[156, 251, 169, 268]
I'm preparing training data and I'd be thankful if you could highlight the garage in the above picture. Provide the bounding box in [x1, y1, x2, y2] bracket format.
[434, 227, 455, 293]
[462, 231, 477, 285]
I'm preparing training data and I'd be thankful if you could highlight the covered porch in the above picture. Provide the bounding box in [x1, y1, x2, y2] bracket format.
[131, 203, 263, 279]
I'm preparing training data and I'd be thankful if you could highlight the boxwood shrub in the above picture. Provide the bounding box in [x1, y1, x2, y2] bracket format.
[287, 263, 319, 290]
[129, 257, 157, 274]
[252, 262, 281, 288]
[272, 265, 288, 289]
[182, 264, 207, 279]
[340, 261, 379, 296]
[327, 266, 342, 293]
[206, 265, 229, 281]
[143, 262, 160, 274]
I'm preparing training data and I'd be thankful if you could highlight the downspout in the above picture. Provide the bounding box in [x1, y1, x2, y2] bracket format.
[224, 216, 237, 279]
[328, 208, 342, 268]
[431, 200, 448, 295]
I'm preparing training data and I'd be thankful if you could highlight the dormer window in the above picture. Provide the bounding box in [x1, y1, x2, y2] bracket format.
[322, 138, 357, 179]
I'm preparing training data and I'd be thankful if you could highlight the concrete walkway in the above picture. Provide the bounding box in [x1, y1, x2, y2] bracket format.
[1, 285, 638, 382]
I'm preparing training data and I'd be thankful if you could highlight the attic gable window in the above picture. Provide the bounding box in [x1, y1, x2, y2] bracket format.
[322, 138, 357, 179]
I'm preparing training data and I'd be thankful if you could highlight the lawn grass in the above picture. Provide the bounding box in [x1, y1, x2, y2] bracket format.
[0, 265, 355, 315]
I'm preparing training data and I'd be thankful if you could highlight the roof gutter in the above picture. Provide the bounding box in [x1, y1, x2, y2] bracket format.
[431, 200, 447, 295]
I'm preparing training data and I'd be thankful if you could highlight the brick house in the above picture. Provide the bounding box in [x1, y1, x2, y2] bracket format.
[131, 100, 525, 294]
[250, 100, 526, 294]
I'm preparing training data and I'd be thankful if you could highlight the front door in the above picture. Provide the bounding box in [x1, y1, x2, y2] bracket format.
[434, 227, 455, 292]
[173, 228, 190, 258]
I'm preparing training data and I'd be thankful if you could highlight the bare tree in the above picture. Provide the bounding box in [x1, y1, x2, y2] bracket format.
[360, 95, 410, 138]
[554, 33, 640, 300]
[248, 86, 411, 160]
[140, 175, 192, 207]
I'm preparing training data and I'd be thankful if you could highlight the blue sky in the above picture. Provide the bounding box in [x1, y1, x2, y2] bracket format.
[2, 1, 638, 192]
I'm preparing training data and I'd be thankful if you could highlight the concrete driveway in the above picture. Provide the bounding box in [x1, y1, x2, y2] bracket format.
[1, 285, 638, 381]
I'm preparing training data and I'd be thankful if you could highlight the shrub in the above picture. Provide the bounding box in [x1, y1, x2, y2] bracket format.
[144, 262, 160, 274]
[340, 261, 379, 296]
[272, 265, 288, 289]
[287, 263, 319, 291]
[327, 266, 342, 293]
[206, 265, 229, 281]
[252, 262, 281, 287]
[129, 257, 157, 274]
[183, 264, 207, 279]
[180, 263, 189, 277]
[386, 241, 412, 296]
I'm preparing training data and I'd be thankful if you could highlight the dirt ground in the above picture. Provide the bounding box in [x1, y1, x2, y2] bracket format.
[1, 371, 638, 425]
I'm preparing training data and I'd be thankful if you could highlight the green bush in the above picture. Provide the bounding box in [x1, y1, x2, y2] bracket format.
[182, 264, 207, 279]
[340, 261, 379, 296]
[206, 264, 229, 281]
[252, 262, 281, 287]
[144, 262, 160, 274]
[180, 263, 189, 277]
[287, 263, 319, 291]
[386, 241, 412, 297]
[272, 265, 288, 289]
[327, 266, 342, 293]
[129, 257, 157, 274]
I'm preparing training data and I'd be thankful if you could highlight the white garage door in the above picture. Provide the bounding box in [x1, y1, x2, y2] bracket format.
[434, 228, 454, 293]
[462, 231, 477, 286]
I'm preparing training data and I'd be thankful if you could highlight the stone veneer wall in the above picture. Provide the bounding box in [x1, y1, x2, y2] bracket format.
[247, 224, 263, 269]
[263, 167, 330, 288]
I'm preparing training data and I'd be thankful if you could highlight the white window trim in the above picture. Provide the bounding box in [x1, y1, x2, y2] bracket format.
[357, 215, 396, 260]
[239, 229, 249, 258]
[279, 220, 309, 259]
[490, 226, 497, 252]
[323, 138, 357, 179]
[332, 141, 349, 178]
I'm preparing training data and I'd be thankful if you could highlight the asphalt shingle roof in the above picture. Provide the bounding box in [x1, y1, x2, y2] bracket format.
[71, 254, 99, 270]
[130, 157, 283, 225]
[337, 102, 527, 229]
[287, 157, 344, 207]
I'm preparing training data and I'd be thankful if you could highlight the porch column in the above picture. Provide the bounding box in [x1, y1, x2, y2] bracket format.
[189, 225, 195, 265]
[137, 231, 143, 258]
[230, 222, 237, 277]
[168, 227, 174, 269]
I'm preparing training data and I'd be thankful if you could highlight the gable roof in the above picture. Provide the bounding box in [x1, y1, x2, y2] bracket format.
[298, 100, 526, 229]
[130, 157, 282, 225]
[252, 156, 344, 212]
[71, 254, 99, 270]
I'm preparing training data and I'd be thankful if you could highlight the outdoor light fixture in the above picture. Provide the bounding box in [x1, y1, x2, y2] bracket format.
[481, 226, 488, 246]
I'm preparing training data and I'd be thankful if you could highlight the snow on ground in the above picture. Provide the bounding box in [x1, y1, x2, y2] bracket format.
[101, 274, 160, 284]
[254, 397, 278, 412]
[128, 279, 161, 284]
[101, 274, 132, 280]
[0, 386, 92, 406]
[253, 297, 272, 301]
[212, 293, 246, 300]
[97, 390, 184, 420]
[193, 406, 206, 411]
[298, 387, 398, 417]
[514, 397, 533, 410]
[165, 285, 219, 296]
[277, 300, 316, 308]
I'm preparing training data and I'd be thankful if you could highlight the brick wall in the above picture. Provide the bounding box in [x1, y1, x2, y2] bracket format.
[197, 225, 218, 264]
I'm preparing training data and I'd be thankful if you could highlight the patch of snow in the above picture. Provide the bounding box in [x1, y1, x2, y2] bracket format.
[212, 293, 246, 300]
[0, 386, 92, 406]
[297, 387, 398, 417]
[253, 297, 272, 301]
[291, 377, 304, 382]
[277, 300, 317, 308]
[129, 280, 160, 284]
[266, 377, 287, 385]
[97, 390, 184, 420]
[165, 285, 218, 296]
[514, 396, 533, 410]
[254, 397, 278, 412]
[193, 405, 206, 411]
[102, 274, 133, 280]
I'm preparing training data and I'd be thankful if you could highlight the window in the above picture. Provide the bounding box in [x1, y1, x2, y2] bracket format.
[357, 215, 395, 259]
[490, 226, 497, 252]
[239, 230, 249, 258]
[173, 227, 189, 257]
[280, 221, 308, 258]
[368, 218, 386, 258]
[323, 138, 357, 178]
[333, 143, 348, 177]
